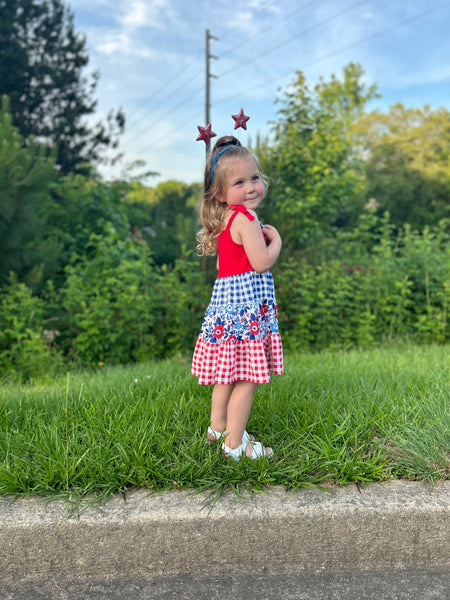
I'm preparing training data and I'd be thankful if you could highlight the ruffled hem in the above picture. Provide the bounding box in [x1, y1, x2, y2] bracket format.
[191, 333, 283, 385]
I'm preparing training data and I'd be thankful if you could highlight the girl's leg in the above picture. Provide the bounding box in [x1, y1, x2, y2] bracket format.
[224, 381, 257, 449]
[210, 383, 234, 433]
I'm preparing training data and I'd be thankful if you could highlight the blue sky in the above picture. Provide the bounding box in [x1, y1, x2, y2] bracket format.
[70, 0, 450, 184]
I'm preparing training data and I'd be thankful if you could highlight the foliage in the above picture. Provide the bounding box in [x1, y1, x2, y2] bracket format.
[353, 103, 450, 229]
[58, 228, 209, 366]
[47, 175, 132, 285]
[316, 62, 380, 130]
[0, 0, 124, 174]
[60, 229, 159, 365]
[0, 98, 131, 290]
[45, 176, 201, 289]
[275, 212, 450, 351]
[0, 274, 62, 381]
[0, 96, 60, 288]
[20, 210, 450, 374]
[118, 180, 202, 266]
[153, 249, 212, 355]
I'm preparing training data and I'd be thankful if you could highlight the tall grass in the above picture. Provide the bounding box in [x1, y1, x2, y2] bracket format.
[0, 345, 449, 504]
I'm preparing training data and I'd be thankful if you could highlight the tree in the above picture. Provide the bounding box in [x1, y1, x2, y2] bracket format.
[0, 0, 125, 174]
[0, 96, 59, 287]
[354, 103, 450, 229]
[261, 64, 378, 250]
[316, 62, 379, 135]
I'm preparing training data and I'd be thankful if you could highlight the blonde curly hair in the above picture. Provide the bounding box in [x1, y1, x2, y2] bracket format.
[196, 136, 268, 256]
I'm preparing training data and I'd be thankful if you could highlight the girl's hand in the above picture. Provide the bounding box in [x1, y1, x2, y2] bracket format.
[261, 224, 282, 246]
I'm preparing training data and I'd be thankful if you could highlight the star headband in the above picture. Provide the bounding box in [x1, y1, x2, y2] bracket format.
[196, 109, 251, 181]
[196, 108, 250, 145]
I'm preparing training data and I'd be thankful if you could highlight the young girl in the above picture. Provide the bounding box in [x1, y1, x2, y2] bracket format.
[191, 135, 283, 461]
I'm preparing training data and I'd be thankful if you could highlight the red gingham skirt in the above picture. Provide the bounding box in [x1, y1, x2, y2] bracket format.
[191, 332, 283, 385]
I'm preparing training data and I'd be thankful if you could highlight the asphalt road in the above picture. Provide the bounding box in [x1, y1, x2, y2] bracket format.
[2, 568, 449, 600]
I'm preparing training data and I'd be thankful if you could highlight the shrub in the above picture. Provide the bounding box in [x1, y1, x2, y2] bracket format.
[274, 215, 450, 350]
[60, 229, 159, 365]
[0, 274, 63, 381]
[59, 228, 210, 366]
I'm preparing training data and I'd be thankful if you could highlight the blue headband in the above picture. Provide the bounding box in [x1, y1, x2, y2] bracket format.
[210, 146, 236, 182]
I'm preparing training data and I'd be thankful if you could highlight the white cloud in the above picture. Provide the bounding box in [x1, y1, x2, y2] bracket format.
[118, 0, 173, 29]
[120, 0, 149, 27]
[94, 30, 154, 59]
[95, 32, 130, 56]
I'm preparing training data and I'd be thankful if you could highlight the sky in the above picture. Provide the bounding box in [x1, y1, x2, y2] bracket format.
[69, 0, 450, 185]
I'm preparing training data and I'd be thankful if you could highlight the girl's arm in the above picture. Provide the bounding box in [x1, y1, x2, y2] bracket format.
[234, 214, 282, 273]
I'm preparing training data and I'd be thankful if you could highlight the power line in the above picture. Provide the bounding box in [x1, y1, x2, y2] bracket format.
[218, 0, 280, 42]
[218, 0, 368, 79]
[214, 0, 450, 107]
[116, 106, 203, 174]
[125, 68, 203, 136]
[126, 52, 204, 126]
[122, 0, 326, 143]
[218, 0, 321, 60]
[124, 86, 203, 147]
[123, 1, 322, 140]
[150, 109, 204, 150]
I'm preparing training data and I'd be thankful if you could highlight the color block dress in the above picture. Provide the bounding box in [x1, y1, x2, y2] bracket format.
[191, 206, 283, 385]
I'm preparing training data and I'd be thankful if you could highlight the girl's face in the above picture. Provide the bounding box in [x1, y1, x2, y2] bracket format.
[216, 156, 264, 211]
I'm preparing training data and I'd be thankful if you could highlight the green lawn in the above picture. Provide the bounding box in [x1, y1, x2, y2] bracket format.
[0, 344, 449, 504]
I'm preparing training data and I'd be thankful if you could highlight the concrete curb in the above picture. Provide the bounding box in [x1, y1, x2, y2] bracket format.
[0, 481, 449, 585]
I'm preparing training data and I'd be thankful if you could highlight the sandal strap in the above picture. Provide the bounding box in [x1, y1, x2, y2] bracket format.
[247, 441, 265, 458]
[242, 430, 251, 445]
[207, 426, 223, 441]
[222, 441, 245, 461]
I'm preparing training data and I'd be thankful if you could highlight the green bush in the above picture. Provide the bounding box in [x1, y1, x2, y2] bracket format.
[275, 214, 450, 350]
[60, 229, 158, 365]
[0, 274, 63, 381]
[59, 228, 210, 366]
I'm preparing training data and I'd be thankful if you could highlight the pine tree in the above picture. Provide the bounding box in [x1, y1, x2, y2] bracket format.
[0, 0, 125, 174]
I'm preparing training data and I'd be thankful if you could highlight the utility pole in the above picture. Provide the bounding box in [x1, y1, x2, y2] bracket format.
[205, 28, 218, 157]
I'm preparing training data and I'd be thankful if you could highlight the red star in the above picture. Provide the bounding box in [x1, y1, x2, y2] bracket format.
[196, 123, 217, 145]
[232, 109, 250, 130]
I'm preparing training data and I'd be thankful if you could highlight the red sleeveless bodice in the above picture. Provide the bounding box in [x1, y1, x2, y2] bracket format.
[217, 206, 255, 278]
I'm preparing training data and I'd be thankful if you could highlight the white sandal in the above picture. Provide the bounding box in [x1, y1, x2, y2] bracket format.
[222, 438, 273, 461]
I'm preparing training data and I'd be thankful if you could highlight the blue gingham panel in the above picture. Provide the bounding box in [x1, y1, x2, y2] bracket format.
[209, 271, 276, 307]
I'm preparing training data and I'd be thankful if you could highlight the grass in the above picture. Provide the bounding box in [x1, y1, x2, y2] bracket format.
[0, 344, 449, 505]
